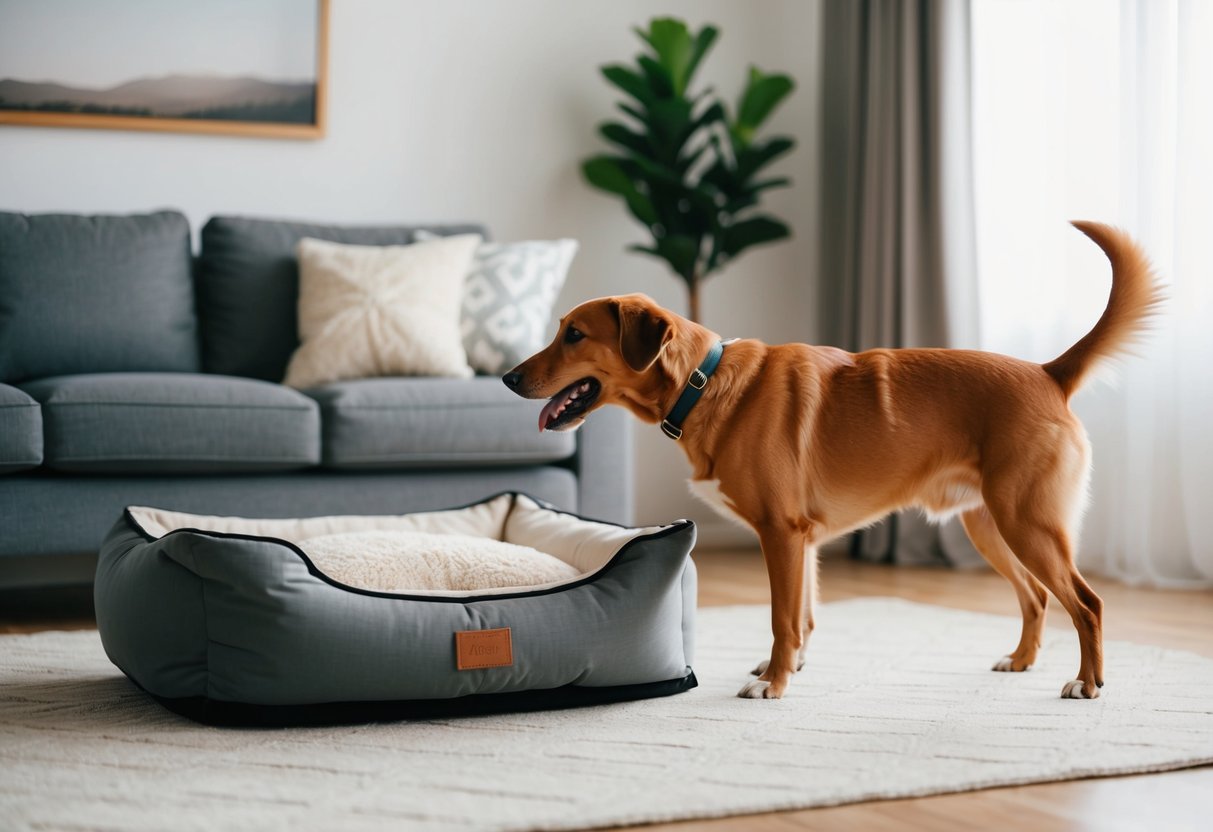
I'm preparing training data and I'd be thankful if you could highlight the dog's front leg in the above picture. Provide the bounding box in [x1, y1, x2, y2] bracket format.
[739, 527, 807, 700]
[751, 544, 818, 676]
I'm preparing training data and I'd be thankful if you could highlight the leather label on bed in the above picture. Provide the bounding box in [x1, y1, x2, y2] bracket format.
[455, 627, 513, 670]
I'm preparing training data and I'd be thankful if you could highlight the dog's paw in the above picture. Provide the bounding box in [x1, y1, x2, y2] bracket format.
[991, 655, 1032, 672]
[750, 656, 806, 676]
[737, 679, 778, 699]
[1060, 679, 1100, 699]
[738, 677, 790, 699]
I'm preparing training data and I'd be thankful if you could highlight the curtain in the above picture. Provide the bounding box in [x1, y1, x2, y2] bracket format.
[971, 0, 1213, 587]
[820, 0, 982, 566]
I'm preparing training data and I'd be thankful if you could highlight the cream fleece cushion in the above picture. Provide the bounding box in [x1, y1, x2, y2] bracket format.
[283, 234, 481, 389]
[300, 530, 580, 592]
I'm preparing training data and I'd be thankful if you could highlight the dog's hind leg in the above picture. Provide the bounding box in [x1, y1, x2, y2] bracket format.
[751, 544, 818, 676]
[739, 526, 808, 700]
[961, 507, 1049, 672]
[987, 511, 1104, 699]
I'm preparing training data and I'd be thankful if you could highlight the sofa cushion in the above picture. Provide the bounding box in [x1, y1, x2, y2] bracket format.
[0, 384, 42, 474]
[21, 373, 320, 474]
[0, 211, 198, 384]
[304, 377, 576, 469]
[198, 216, 488, 382]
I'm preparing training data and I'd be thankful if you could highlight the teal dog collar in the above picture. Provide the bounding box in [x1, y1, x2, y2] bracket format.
[660, 340, 730, 441]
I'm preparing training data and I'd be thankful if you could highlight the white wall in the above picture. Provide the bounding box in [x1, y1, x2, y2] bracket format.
[0, 0, 822, 546]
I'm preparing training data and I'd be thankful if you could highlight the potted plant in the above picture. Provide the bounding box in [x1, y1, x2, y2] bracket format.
[581, 18, 797, 322]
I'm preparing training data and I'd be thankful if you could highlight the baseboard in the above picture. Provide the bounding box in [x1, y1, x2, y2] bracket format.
[0, 553, 98, 589]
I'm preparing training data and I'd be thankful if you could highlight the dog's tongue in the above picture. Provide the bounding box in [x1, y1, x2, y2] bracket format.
[538, 395, 564, 432]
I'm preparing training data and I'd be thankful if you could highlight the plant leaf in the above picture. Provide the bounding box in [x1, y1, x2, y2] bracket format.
[653, 234, 701, 279]
[598, 122, 651, 158]
[624, 193, 660, 227]
[719, 215, 790, 259]
[582, 155, 634, 195]
[624, 153, 685, 187]
[722, 179, 790, 213]
[684, 26, 719, 92]
[601, 64, 655, 107]
[582, 155, 660, 226]
[741, 176, 792, 195]
[681, 100, 725, 147]
[644, 97, 694, 155]
[676, 140, 710, 174]
[637, 55, 674, 98]
[735, 136, 795, 181]
[638, 18, 695, 95]
[616, 102, 647, 125]
[735, 68, 795, 143]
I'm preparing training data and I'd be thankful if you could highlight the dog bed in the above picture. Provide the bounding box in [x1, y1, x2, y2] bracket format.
[95, 493, 698, 726]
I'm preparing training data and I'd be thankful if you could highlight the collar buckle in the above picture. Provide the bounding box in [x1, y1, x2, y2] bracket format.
[688, 368, 708, 390]
[660, 420, 683, 441]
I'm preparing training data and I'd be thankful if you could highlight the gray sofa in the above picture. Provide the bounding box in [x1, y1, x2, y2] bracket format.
[0, 211, 632, 589]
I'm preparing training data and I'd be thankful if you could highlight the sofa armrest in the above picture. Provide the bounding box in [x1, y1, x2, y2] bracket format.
[572, 406, 633, 525]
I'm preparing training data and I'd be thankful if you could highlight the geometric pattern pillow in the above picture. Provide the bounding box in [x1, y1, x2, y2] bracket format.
[458, 239, 578, 375]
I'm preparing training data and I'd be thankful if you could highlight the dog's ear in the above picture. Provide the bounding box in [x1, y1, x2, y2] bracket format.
[614, 299, 673, 372]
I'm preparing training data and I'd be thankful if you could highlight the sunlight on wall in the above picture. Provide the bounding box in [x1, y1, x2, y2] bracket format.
[972, 0, 1213, 584]
[972, 0, 1120, 362]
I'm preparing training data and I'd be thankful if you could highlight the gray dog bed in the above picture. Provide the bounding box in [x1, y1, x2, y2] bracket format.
[95, 493, 698, 726]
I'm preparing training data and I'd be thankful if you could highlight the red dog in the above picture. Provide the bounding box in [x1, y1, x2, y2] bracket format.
[504, 222, 1161, 701]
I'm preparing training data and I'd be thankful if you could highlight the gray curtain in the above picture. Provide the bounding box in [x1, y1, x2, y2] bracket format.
[820, 0, 982, 567]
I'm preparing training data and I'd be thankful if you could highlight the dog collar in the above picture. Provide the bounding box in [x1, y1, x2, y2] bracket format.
[660, 340, 731, 441]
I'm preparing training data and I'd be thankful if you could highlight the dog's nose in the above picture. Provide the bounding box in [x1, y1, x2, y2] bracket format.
[502, 372, 523, 389]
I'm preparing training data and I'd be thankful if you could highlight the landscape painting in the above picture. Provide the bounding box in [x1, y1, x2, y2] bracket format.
[0, 0, 328, 139]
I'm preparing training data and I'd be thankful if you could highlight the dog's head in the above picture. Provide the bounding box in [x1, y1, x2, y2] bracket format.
[502, 293, 679, 432]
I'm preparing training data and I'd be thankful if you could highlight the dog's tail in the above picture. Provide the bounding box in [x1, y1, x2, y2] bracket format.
[1042, 221, 1164, 399]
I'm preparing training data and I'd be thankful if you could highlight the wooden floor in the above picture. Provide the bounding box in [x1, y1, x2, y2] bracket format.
[3, 550, 1211, 831]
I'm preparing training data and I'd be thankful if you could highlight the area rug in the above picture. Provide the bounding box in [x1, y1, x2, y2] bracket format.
[2, 599, 1211, 832]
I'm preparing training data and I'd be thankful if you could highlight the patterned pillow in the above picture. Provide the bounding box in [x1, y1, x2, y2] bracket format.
[419, 233, 577, 375]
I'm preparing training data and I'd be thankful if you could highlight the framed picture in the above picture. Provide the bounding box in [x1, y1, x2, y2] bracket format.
[0, 0, 328, 140]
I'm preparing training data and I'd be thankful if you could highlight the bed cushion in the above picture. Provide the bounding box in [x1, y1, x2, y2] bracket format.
[0, 211, 197, 384]
[304, 377, 576, 469]
[21, 373, 320, 473]
[301, 531, 580, 592]
[198, 216, 488, 381]
[0, 384, 42, 474]
[95, 493, 698, 725]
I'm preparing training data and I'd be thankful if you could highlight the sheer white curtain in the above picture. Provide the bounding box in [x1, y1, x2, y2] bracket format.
[971, 0, 1213, 587]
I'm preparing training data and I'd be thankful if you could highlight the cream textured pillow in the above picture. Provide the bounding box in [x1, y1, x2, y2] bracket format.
[283, 234, 481, 389]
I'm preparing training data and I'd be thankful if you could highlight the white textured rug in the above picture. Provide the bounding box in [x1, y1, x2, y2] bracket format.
[3, 599, 1212, 832]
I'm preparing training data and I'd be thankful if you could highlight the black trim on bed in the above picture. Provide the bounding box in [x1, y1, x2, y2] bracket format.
[147, 671, 699, 727]
[121, 492, 694, 604]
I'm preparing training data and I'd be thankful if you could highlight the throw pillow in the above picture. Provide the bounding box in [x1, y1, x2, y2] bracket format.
[197, 216, 486, 381]
[419, 232, 577, 375]
[283, 234, 481, 389]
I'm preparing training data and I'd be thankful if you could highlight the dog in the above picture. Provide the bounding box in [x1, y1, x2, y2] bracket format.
[503, 221, 1162, 701]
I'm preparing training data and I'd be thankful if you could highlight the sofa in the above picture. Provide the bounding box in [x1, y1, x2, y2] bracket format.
[0, 211, 632, 589]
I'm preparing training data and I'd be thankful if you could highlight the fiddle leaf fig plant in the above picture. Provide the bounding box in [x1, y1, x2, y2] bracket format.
[582, 18, 796, 322]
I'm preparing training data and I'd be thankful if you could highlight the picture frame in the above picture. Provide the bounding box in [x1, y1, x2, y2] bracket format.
[0, 0, 329, 140]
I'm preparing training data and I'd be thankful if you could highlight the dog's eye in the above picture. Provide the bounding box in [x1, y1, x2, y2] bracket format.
[564, 326, 585, 344]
